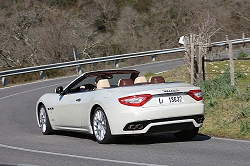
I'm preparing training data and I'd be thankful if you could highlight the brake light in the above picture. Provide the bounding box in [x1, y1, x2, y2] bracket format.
[188, 90, 203, 101]
[118, 94, 152, 106]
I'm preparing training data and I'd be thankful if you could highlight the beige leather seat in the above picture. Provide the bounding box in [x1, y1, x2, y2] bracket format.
[134, 76, 147, 84]
[96, 79, 110, 89]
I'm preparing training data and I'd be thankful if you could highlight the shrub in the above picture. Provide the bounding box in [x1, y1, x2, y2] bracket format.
[237, 50, 248, 58]
[236, 84, 250, 102]
[240, 120, 250, 135]
[0, 5, 7, 10]
[235, 71, 247, 79]
[47, 0, 76, 7]
[133, 0, 151, 13]
[95, 12, 108, 33]
[246, 84, 250, 101]
[114, 0, 134, 9]
[240, 106, 249, 118]
[94, 11, 119, 33]
[200, 68, 236, 107]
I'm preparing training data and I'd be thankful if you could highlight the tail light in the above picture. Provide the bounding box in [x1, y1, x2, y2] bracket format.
[118, 94, 152, 107]
[188, 90, 203, 101]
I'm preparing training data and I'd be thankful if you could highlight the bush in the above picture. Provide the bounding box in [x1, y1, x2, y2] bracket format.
[133, 0, 151, 13]
[240, 120, 250, 135]
[235, 71, 247, 79]
[237, 50, 248, 58]
[245, 84, 250, 101]
[94, 11, 119, 33]
[0, 5, 7, 9]
[47, 0, 76, 7]
[200, 68, 236, 107]
[95, 12, 108, 33]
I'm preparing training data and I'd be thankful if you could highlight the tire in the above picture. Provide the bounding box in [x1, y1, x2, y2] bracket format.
[38, 105, 54, 135]
[92, 107, 113, 144]
[173, 128, 199, 140]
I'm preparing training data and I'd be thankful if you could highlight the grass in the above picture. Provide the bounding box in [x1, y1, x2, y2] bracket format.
[144, 65, 190, 83]
[154, 60, 250, 140]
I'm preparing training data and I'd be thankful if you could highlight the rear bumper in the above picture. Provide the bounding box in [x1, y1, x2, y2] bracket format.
[146, 122, 196, 135]
[124, 114, 204, 132]
[107, 103, 204, 135]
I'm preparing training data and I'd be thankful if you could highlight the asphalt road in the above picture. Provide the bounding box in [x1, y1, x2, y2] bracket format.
[122, 58, 185, 74]
[0, 59, 250, 166]
[207, 48, 250, 60]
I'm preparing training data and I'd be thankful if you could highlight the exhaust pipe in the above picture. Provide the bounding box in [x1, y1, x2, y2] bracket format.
[137, 124, 144, 130]
[128, 124, 137, 130]
[127, 124, 144, 130]
[197, 117, 204, 123]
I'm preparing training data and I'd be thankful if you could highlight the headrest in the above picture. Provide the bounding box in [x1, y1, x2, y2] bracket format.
[118, 78, 134, 86]
[134, 76, 147, 84]
[96, 79, 110, 89]
[149, 76, 165, 84]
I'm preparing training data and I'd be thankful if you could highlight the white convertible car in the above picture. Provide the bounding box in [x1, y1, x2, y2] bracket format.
[36, 69, 204, 144]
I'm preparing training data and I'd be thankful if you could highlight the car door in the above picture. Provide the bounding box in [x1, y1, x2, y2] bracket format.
[53, 92, 86, 128]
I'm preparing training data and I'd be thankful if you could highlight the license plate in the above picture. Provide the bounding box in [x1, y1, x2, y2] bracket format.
[157, 96, 184, 104]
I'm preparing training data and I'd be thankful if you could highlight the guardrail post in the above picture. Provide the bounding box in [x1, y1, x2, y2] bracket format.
[115, 60, 119, 68]
[78, 65, 82, 75]
[227, 40, 235, 86]
[2, 77, 6, 86]
[40, 71, 45, 79]
[73, 48, 78, 61]
[208, 37, 213, 60]
[73, 48, 82, 74]
[225, 35, 229, 51]
[190, 34, 195, 85]
[152, 55, 155, 61]
[197, 38, 203, 85]
[242, 32, 245, 49]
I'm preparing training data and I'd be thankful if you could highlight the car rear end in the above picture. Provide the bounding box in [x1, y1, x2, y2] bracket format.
[106, 82, 204, 136]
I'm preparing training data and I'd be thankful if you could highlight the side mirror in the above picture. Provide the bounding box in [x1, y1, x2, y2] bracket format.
[55, 86, 64, 94]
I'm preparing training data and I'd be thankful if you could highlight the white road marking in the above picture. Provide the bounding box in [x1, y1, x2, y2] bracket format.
[0, 143, 168, 166]
[0, 75, 77, 90]
[0, 83, 65, 100]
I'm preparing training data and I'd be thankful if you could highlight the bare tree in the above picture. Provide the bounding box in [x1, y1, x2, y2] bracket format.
[184, 9, 220, 84]
[1, 0, 250, 72]
[0, 1, 45, 68]
[93, 0, 118, 33]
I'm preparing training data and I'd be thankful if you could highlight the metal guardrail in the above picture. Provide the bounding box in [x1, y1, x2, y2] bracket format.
[207, 38, 250, 47]
[0, 47, 185, 77]
[1, 38, 250, 83]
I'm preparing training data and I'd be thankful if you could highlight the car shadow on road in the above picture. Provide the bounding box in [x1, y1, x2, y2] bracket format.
[54, 131, 211, 145]
[54, 130, 96, 141]
[113, 133, 211, 145]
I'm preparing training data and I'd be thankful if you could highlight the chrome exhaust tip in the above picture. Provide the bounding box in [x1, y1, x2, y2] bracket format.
[127, 123, 144, 130]
[197, 117, 204, 123]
